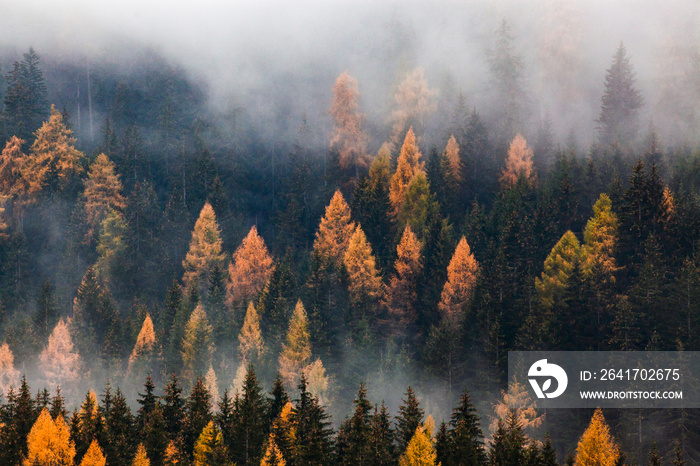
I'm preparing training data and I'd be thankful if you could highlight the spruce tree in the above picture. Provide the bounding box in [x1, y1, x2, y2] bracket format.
[231, 365, 268, 465]
[337, 383, 373, 465]
[183, 376, 212, 459]
[396, 386, 424, 455]
[369, 402, 395, 466]
[448, 388, 487, 465]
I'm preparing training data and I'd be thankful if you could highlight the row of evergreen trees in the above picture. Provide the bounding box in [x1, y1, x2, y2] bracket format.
[2, 367, 687, 465]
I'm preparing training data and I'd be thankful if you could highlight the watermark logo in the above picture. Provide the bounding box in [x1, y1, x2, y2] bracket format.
[528, 359, 568, 399]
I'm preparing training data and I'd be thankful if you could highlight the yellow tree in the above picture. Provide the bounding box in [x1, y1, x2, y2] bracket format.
[128, 314, 157, 375]
[24, 408, 76, 466]
[83, 153, 125, 234]
[438, 236, 479, 323]
[580, 194, 619, 282]
[442, 135, 462, 183]
[535, 230, 581, 311]
[238, 302, 264, 362]
[39, 318, 81, 393]
[163, 441, 182, 465]
[226, 225, 274, 310]
[390, 127, 425, 218]
[182, 202, 225, 296]
[132, 443, 151, 466]
[0, 136, 30, 201]
[181, 304, 215, 380]
[398, 425, 438, 466]
[261, 433, 287, 466]
[385, 225, 422, 333]
[80, 439, 107, 466]
[329, 71, 369, 173]
[391, 68, 438, 144]
[193, 421, 227, 466]
[303, 358, 330, 406]
[312, 190, 355, 267]
[500, 134, 536, 188]
[344, 225, 383, 303]
[27, 105, 86, 192]
[575, 408, 620, 466]
[0, 341, 19, 396]
[278, 300, 312, 388]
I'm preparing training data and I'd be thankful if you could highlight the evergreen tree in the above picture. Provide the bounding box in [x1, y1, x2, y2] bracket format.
[390, 127, 425, 219]
[489, 20, 525, 142]
[231, 365, 268, 465]
[181, 304, 215, 380]
[162, 373, 185, 441]
[597, 43, 644, 147]
[385, 225, 422, 338]
[193, 420, 230, 465]
[337, 383, 373, 465]
[541, 433, 558, 466]
[102, 387, 134, 466]
[238, 301, 264, 363]
[396, 386, 424, 455]
[3, 47, 48, 141]
[143, 404, 169, 466]
[448, 388, 487, 465]
[183, 376, 212, 459]
[279, 300, 312, 389]
[369, 402, 395, 466]
[647, 442, 661, 466]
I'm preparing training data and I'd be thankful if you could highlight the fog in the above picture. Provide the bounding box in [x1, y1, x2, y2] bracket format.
[2, 0, 699, 153]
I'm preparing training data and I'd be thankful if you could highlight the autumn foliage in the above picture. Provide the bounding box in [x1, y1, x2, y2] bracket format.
[500, 133, 535, 187]
[226, 225, 274, 310]
[438, 236, 479, 323]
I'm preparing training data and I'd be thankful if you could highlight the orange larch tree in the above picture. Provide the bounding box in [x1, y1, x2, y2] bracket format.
[312, 190, 355, 267]
[226, 225, 274, 311]
[83, 153, 126, 234]
[344, 225, 383, 304]
[390, 128, 425, 219]
[500, 133, 536, 188]
[329, 71, 369, 174]
[182, 202, 225, 297]
[438, 236, 479, 323]
[384, 225, 422, 333]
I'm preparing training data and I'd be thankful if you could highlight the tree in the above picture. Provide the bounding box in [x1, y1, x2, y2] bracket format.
[385, 225, 422, 336]
[226, 225, 274, 311]
[205, 366, 219, 407]
[398, 425, 438, 466]
[313, 190, 355, 267]
[279, 300, 312, 388]
[536, 231, 581, 310]
[390, 68, 438, 143]
[261, 433, 286, 466]
[438, 236, 479, 323]
[83, 153, 126, 235]
[183, 377, 212, 459]
[329, 72, 369, 173]
[231, 365, 267, 465]
[447, 388, 487, 465]
[337, 383, 373, 465]
[3, 48, 48, 140]
[238, 301, 264, 363]
[396, 387, 425, 454]
[193, 421, 229, 466]
[162, 373, 185, 440]
[597, 43, 644, 147]
[24, 408, 76, 466]
[27, 105, 86, 193]
[128, 314, 158, 376]
[80, 439, 107, 466]
[575, 408, 619, 466]
[0, 341, 19, 397]
[369, 402, 395, 466]
[489, 19, 525, 141]
[133, 444, 151, 466]
[344, 225, 383, 304]
[102, 387, 134, 466]
[500, 134, 535, 188]
[182, 202, 225, 297]
[0, 136, 30, 200]
[39, 318, 81, 394]
[291, 373, 334, 465]
[390, 127, 426, 219]
[302, 358, 330, 407]
[182, 304, 215, 380]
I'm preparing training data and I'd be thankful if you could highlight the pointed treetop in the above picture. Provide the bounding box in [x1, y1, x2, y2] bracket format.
[128, 314, 157, 370]
[239, 301, 264, 362]
[500, 133, 535, 188]
[344, 225, 383, 301]
[313, 189, 355, 266]
[227, 225, 274, 309]
[329, 71, 369, 171]
[438, 236, 479, 323]
[390, 127, 426, 218]
[278, 300, 312, 388]
[535, 230, 581, 311]
[182, 202, 225, 295]
[575, 408, 619, 465]
[443, 135, 462, 182]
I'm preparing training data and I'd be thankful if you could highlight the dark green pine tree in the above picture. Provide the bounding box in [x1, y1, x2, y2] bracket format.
[525, 443, 541, 466]
[564, 450, 575, 466]
[337, 383, 374, 465]
[597, 42, 644, 148]
[15, 376, 37, 459]
[137, 374, 159, 431]
[396, 386, 425, 455]
[258, 255, 295, 356]
[50, 386, 67, 421]
[76, 391, 105, 464]
[231, 365, 268, 465]
[104, 387, 135, 466]
[448, 388, 487, 465]
[216, 389, 235, 456]
[124, 180, 162, 298]
[183, 376, 212, 459]
[292, 372, 335, 466]
[268, 374, 289, 424]
[369, 402, 395, 466]
[143, 404, 169, 466]
[0, 387, 24, 465]
[489, 418, 509, 466]
[435, 422, 451, 466]
[671, 442, 687, 466]
[162, 373, 185, 441]
[35, 388, 50, 413]
[417, 211, 453, 333]
[72, 266, 103, 363]
[541, 433, 558, 466]
[647, 442, 661, 466]
[3, 47, 49, 141]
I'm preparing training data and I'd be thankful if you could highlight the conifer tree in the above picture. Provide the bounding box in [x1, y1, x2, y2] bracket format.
[536, 230, 581, 311]
[438, 236, 479, 323]
[329, 71, 369, 173]
[193, 420, 229, 466]
[183, 377, 212, 458]
[231, 365, 268, 465]
[313, 189, 355, 267]
[261, 433, 287, 466]
[80, 439, 107, 466]
[102, 387, 134, 466]
[133, 443, 151, 466]
[143, 404, 169, 466]
[24, 408, 76, 466]
[3, 48, 49, 140]
[0, 341, 19, 396]
[84, 153, 126, 234]
[0, 136, 30, 200]
[137, 374, 158, 431]
[575, 408, 619, 466]
[129, 314, 158, 376]
[489, 19, 525, 142]
[399, 171, 439, 238]
[390, 127, 425, 218]
[279, 300, 312, 388]
[581, 194, 619, 282]
[291, 373, 334, 466]
[390, 69, 438, 144]
[226, 225, 274, 311]
[239, 301, 264, 363]
[369, 402, 395, 466]
[182, 304, 215, 380]
[39, 318, 81, 394]
[597, 42, 643, 147]
[337, 383, 373, 465]
[398, 425, 438, 466]
[182, 202, 225, 297]
[447, 388, 487, 465]
[396, 386, 425, 455]
[500, 134, 535, 188]
[257, 256, 294, 352]
[344, 225, 383, 304]
[204, 365, 219, 408]
[542, 433, 558, 466]
[162, 373, 185, 441]
[385, 225, 422, 336]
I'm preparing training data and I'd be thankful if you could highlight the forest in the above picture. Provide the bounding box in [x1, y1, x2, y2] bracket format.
[1, 2, 700, 465]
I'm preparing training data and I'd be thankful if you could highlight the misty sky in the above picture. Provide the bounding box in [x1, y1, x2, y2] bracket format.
[2, 0, 700, 148]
